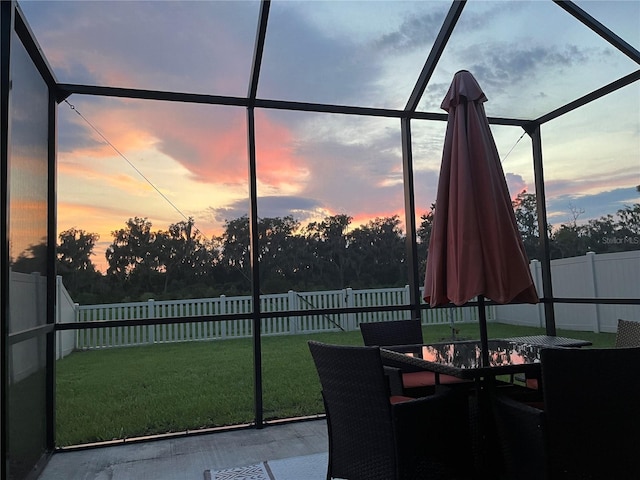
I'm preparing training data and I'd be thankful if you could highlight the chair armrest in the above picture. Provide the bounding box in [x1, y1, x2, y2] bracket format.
[492, 395, 546, 480]
[383, 365, 405, 396]
[382, 356, 425, 373]
[392, 387, 473, 478]
[392, 386, 469, 435]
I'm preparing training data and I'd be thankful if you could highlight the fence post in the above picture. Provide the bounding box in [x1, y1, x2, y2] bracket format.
[75, 303, 82, 349]
[530, 260, 545, 328]
[147, 299, 155, 345]
[345, 288, 355, 331]
[288, 290, 298, 335]
[220, 295, 227, 339]
[585, 252, 601, 333]
[56, 276, 62, 359]
[463, 302, 473, 323]
[403, 285, 412, 321]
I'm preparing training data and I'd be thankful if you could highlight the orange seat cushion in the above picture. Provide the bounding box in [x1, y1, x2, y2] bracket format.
[402, 371, 437, 388]
[402, 371, 470, 388]
[526, 378, 539, 390]
[390, 395, 415, 404]
[438, 374, 471, 385]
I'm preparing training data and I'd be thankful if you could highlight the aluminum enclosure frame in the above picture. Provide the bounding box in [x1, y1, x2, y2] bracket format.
[1, 1, 639, 470]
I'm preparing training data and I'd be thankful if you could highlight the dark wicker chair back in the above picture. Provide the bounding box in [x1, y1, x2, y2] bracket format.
[308, 341, 398, 480]
[359, 319, 471, 395]
[494, 347, 640, 479]
[308, 341, 474, 480]
[614, 318, 640, 347]
[541, 346, 640, 478]
[359, 319, 423, 346]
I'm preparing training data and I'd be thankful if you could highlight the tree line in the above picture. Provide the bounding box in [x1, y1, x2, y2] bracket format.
[11, 192, 639, 305]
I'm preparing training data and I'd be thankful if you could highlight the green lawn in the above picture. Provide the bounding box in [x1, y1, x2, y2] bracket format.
[56, 322, 616, 446]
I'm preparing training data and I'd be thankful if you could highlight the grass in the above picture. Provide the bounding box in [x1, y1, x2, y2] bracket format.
[55, 322, 616, 446]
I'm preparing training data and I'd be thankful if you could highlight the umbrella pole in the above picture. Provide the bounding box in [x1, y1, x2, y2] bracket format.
[478, 295, 490, 367]
[448, 306, 456, 340]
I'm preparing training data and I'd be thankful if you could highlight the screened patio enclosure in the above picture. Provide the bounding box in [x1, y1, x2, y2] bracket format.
[1, 0, 639, 479]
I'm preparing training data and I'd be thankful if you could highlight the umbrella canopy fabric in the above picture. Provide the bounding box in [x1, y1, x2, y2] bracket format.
[423, 70, 538, 308]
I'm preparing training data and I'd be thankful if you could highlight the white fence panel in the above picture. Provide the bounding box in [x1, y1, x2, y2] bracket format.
[294, 289, 346, 333]
[588, 251, 640, 332]
[496, 251, 640, 332]
[59, 251, 639, 351]
[260, 293, 290, 336]
[352, 286, 409, 326]
[493, 260, 544, 327]
[9, 271, 47, 383]
[551, 256, 596, 331]
[56, 275, 77, 359]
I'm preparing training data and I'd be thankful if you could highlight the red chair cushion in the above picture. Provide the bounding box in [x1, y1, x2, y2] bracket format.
[402, 371, 438, 388]
[438, 374, 472, 384]
[402, 371, 470, 388]
[526, 378, 539, 389]
[390, 395, 415, 404]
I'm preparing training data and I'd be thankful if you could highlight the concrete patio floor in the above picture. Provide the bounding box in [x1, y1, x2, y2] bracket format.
[37, 419, 328, 480]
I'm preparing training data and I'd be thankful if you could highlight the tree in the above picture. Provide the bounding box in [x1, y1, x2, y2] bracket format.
[57, 228, 99, 271]
[512, 191, 546, 260]
[58, 199, 639, 305]
[220, 216, 252, 290]
[552, 203, 589, 259]
[583, 204, 640, 253]
[347, 215, 406, 288]
[616, 203, 640, 238]
[105, 217, 163, 296]
[417, 203, 436, 281]
[158, 217, 216, 293]
[545, 202, 640, 258]
[417, 204, 436, 246]
[552, 224, 588, 258]
[219, 215, 309, 293]
[256, 215, 304, 292]
[11, 239, 48, 274]
[57, 228, 102, 298]
[304, 214, 352, 288]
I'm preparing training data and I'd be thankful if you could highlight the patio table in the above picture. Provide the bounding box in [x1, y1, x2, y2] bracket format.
[381, 339, 548, 475]
[499, 335, 592, 388]
[380, 339, 545, 381]
[500, 335, 592, 348]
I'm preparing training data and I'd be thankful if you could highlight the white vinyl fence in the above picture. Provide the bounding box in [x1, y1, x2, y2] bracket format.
[55, 251, 640, 353]
[9, 271, 47, 383]
[496, 251, 640, 333]
[69, 286, 479, 350]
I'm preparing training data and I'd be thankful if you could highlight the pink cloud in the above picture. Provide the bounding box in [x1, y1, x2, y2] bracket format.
[68, 101, 311, 192]
[504, 172, 529, 200]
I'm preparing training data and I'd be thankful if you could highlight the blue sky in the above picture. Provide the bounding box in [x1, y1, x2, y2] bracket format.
[17, 0, 640, 270]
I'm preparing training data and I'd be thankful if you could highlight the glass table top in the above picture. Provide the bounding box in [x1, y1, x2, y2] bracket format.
[382, 340, 544, 378]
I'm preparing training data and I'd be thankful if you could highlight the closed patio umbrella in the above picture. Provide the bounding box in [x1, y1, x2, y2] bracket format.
[423, 70, 538, 366]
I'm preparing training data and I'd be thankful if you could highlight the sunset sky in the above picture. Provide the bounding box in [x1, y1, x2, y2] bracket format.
[17, 0, 640, 272]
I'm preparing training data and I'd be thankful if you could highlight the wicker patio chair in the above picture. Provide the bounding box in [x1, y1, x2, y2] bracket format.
[360, 320, 471, 396]
[615, 318, 640, 347]
[308, 341, 474, 480]
[493, 346, 640, 479]
[359, 319, 424, 346]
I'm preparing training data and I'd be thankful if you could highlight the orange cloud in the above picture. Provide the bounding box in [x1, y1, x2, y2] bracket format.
[58, 202, 128, 233]
[65, 102, 157, 159]
[58, 156, 144, 190]
[62, 98, 313, 199]
[141, 106, 308, 190]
